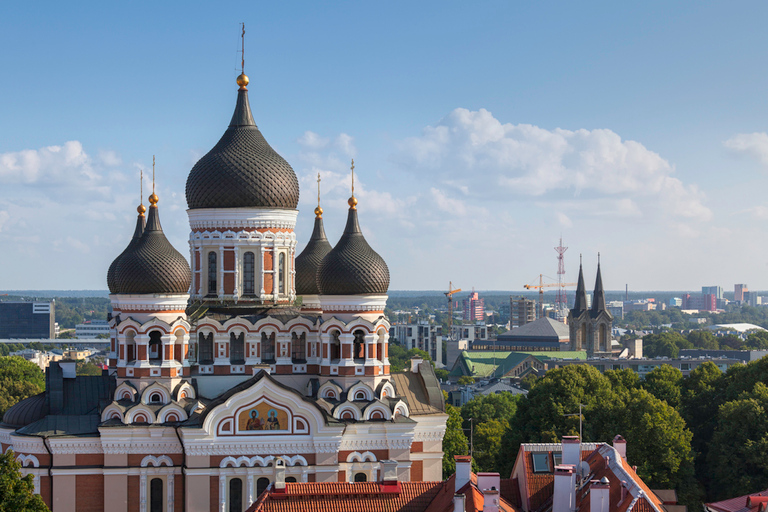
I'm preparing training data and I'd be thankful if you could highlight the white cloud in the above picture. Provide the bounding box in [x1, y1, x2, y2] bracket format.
[297, 131, 329, 150]
[398, 108, 711, 220]
[0, 141, 91, 184]
[724, 132, 768, 167]
[0, 211, 9, 232]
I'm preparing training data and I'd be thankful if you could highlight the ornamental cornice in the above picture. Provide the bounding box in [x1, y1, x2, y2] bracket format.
[413, 429, 446, 442]
[184, 441, 322, 457]
[187, 208, 298, 232]
[6, 437, 45, 454]
[339, 437, 412, 451]
[48, 440, 104, 455]
[101, 441, 183, 455]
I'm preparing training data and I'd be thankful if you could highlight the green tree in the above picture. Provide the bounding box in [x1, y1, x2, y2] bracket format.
[461, 392, 521, 425]
[457, 376, 474, 386]
[642, 365, 683, 408]
[434, 369, 449, 381]
[687, 330, 719, 349]
[76, 361, 103, 376]
[643, 332, 692, 358]
[746, 330, 768, 350]
[442, 404, 469, 477]
[472, 418, 508, 472]
[0, 357, 45, 419]
[0, 450, 49, 511]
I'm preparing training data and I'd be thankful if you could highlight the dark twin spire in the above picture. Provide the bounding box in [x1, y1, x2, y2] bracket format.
[570, 255, 607, 316]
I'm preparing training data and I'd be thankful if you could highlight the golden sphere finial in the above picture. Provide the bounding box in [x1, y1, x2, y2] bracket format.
[137, 204, 147, 215]
[149, 193, 159, 206]
[348, 196, 358, 210]
[236, 73, 249, 89]
[314, 206, 323, 218]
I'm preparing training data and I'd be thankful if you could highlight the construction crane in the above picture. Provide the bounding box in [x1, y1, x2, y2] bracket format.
[444, 282, 461, 340]
[524, 275, 576, 320]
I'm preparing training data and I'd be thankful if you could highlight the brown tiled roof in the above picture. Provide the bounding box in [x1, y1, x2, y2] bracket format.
[249, 481, 446, 512]
[707, 489, 768, 512]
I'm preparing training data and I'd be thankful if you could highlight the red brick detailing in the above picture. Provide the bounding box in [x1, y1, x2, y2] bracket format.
[175, 475, 185, 512]
[76, 474, 104, 511]
[275, 364, 292, 375]
[341, 345, 351, 359]
[337, 471, 346, 482]
[137, 346, 147, 360]
[210, 455, 226, 467]
[264, 250, 273, 270]
[210, 476, 219, 512]
[224, 273, 235, 295]
[308, 473, 316, 482]
[411, 442, 424, 452]
[364, 366, 376, 376]
[40, 476, 51, 508]
[213, 365, 229, 375]
[128, 475, 140, 512]
[411, 460, 424, 481]
[307, 364, 320, 374]
[128, 454, 146, 467]
[339, 366, 355, 376]
[76, 454, 104, 466]
[320, 366, 330, 376]
[223, 250, 235, 270]
[192, 227, 294, 234]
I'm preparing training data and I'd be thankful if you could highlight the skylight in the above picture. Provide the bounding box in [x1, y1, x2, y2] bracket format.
[532, 453, 551, 473]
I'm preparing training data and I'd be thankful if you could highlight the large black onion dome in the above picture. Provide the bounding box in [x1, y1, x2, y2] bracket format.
[317, 207, 389, 295]
[107, 212, 145, 293]
[1, 392, 48, 428]
[185, 85, 300, 210]
[295, 215, 332, 295]
[113, 204, 191, 294]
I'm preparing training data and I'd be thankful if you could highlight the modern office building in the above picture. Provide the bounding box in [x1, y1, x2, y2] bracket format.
[75, 319, 110, 338]
[702, 285, 723, 300]
[462, 291, 484, 321]
[390, 321, 443, 366]
[735, 284, 749, 302]
[509, 296, 536, 328]
[0, 301, 55, 339]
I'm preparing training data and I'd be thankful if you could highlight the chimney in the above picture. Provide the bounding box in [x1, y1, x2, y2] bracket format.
[562, 435, 580, 467]
[553, 464, 576, 512]
[380, 460, 398, 482]
[273, 458, 286, 492]
[410, 356, 423, 373]
[613, 435, 627, 462]
[46, 362, 64, 415]
[454, 455, 472, 492]
[60, 359, 77, 379]
[477, 472, 501, 492]
[590, 477, 610, 512]
[483, 489, 500, 512]
[453, 494, 466, 512]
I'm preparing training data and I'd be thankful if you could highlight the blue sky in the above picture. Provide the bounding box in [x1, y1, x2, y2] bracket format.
[2, 1, 768, 292]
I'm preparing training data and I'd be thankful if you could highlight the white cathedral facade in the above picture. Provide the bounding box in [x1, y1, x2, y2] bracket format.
[0, 71, 447, 512]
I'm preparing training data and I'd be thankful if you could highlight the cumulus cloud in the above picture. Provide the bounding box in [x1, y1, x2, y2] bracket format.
[724, 132, 768, 167]
[0, 141, 92, 184]
[398, 108, 711, 220]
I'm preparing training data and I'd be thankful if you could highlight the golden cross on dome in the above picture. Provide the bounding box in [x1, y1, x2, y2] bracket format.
[137, 169, 146, 216]
[149, 155, 159, 205]
[241, 23, 245, 75]
[348, 159, 358, 210]
[314, 173, 323, 218]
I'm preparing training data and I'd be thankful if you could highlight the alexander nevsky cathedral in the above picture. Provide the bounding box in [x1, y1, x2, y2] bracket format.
[0, 69, 447, 512]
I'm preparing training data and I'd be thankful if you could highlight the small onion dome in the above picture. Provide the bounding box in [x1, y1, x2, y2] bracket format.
[185, 75, 300, 210]
[113, 199, 191, 294]
[295, 212, 332, 295]
[1, 392, 48, 428]
[317, 205, 389, 295]
[107, 208, 146, 293]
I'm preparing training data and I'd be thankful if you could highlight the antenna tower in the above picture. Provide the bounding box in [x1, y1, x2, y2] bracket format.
[555, 237, 568, 321]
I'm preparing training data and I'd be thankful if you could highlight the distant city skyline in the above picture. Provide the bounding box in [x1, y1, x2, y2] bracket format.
[2, 2, 768, 291]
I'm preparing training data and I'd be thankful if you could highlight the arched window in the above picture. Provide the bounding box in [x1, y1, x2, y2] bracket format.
[354, 473, 368, 482]
[174, 329, 185, 363]
[230, 332, 245, 364]
[199, 332, 214, 365]
[207, 252, 217, 296]
[243, 252, 255, 296]
[330, 330, 341, 362]
[353, 330, 365, 363]
[149, 392, 162, 404]
[256, 477, 270, 497]
[126, 330, 136, 362]
[599, 324, 607, 352]
[278, 253, 285, 295]
[150, 478, 163, 512]
[229, 478, 243, 512]
[148, 331, 162, 361]
[341, 410, 355, 420]
[578, 324, 586, 350]
[285, 476, 297, 483]
[262, 332, 275, 363]
[291, 332, 306, 363]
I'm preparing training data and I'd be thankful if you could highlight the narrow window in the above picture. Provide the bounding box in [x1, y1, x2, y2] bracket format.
[229, 478, 243, 512]
[353, 330, 365, 362]
[278, 253, 285, 295]
[230, 332, 245, 364]
[148, 331, 162, 361]
[354, 473, 368, 482]
[208, 252, 217, 296]
[262, 332, 275, 363]
[291, 332, 306, 362]
[243, 252, 255, 295]
[330, 330, 341, 362]
[149, 478, 163, 512]
[256, 477, 270, 497]
[199, 332, 214, 364]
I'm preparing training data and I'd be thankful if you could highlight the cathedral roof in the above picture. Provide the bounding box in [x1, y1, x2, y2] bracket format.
[107, 211, 145, 294]
[185, 78, 300, 210]
[0, 392, 48, 428]
[572, 262, 588, 313]
[295, 214, 332, 295]
[317, 206, 390, 295]
[113, 202, 191, 295]
[591, 261, 607, 317]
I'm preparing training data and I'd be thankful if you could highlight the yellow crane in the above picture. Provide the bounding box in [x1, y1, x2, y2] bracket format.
[445, 282, 461, 339]
[524, 275, 576, 319]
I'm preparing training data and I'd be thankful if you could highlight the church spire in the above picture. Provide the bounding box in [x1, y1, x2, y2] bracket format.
[572, 255, 588, 312]
[591, 254, 607, 315]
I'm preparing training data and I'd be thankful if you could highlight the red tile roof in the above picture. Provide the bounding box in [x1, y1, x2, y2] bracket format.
[707, 489, 768, 512]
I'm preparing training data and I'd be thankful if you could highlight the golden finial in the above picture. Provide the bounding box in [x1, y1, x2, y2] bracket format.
[137, 169, 146, 215]
[236, 23, 249, 90]
[148, 156, 159, 206]
[314, 172, 323, 218]
[348, 159, 357, 210]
